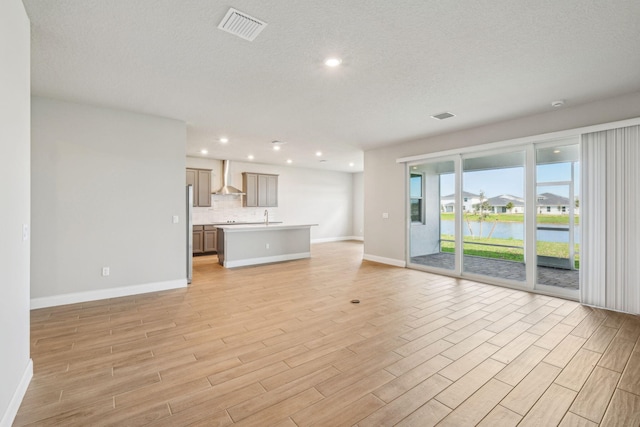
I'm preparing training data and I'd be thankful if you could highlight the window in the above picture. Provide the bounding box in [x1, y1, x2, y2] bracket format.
[547, 206, 551, 212]
[410, 174, 423, 223]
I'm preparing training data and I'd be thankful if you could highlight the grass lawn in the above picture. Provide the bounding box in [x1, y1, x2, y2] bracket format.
[440, 212, 579, 225]
[440, 234, 580, 268]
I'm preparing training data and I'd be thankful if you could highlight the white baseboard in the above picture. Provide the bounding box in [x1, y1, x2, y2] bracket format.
[312, 236, 364, 243]
[30, 279, 188, 309]
[363, 253, 406, 268]
[224, 252, 310, 268]
[0, 359, 32, 427]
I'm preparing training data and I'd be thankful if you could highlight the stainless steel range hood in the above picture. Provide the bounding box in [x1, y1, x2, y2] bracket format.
[214, 160, 245, 195]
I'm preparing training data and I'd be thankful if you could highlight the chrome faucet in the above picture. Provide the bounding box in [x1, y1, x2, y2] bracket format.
[264, 209, 269, 225]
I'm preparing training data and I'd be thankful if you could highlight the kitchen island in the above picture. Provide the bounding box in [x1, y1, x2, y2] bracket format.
[216, 223, 317, 268]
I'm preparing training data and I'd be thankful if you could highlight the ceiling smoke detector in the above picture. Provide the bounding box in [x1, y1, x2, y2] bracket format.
[551, 100, 565, 108]
[218, 8, 267, 41]
[430, 112, 455, 120]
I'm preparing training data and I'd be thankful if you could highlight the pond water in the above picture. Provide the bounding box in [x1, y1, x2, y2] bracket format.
[440, 220, 580, 243]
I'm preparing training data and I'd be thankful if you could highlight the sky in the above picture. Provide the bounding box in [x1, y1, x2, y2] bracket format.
[438, 162, 579, 198]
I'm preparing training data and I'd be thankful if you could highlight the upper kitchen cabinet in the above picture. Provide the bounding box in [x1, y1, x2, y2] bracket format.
[186, 168, 211, 207]
[242, 173, 278, 207]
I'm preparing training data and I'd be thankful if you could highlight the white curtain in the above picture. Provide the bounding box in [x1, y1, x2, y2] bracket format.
[580, 125, 640, 314]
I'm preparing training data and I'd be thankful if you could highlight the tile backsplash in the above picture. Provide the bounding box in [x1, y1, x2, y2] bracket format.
[192, 194, 279, 224]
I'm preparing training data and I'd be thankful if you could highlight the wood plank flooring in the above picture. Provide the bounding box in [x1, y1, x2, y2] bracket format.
[16, 241, 640, 426]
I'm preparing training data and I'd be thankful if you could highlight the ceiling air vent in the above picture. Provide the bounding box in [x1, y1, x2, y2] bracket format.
[218, 8, 267, 41]
[431, 112, 456, 120]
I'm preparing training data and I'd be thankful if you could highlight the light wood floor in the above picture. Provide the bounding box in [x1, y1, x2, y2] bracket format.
[17, 241, 640, 426]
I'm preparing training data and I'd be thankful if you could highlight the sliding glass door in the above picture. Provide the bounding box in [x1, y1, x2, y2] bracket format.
[406, 138, 580, 297]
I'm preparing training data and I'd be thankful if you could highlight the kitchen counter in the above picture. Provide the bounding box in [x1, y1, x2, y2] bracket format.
[195, 221, 283, 226]
[216, 223, 317, 268]
[215, 223, 315, 232]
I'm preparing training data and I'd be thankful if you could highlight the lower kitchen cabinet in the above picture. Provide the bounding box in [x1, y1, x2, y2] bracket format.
[193, 225, 217, 254]
[204, 226, 217, 252]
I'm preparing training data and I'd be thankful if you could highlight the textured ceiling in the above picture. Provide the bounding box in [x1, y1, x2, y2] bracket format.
[24, 0, 640, 172]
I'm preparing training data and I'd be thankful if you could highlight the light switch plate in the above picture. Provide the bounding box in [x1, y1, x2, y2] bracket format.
[172, 215, 179, 224]
[382, 212, 389, 219]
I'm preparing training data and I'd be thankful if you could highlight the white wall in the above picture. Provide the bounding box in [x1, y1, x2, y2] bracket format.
[0, 1, 32, 425]
[186, 157, 358, 241]
[364, 91, 640, 265]
[31, 97, 187, 307]
[352, 172, 364, 240]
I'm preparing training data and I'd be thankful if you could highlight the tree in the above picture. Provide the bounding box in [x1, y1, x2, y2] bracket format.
[473, 191, 492, 238]
[505, 201, 514, 213]
[575, 197, 580, 208]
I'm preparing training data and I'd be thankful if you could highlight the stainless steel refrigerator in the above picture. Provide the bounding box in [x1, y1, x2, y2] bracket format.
[186, 184, 193, 284]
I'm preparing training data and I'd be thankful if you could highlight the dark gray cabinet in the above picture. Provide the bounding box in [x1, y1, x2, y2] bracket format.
[243, 172, 278, 207]
[193, 225, 204, 254]
[193, 225, 217, 254]
[204, 225, 217, 252]
[243, 173, 258, 207]
[186, 168, 211, 207]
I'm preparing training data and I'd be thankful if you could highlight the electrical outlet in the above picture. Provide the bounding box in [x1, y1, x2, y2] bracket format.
[172, 215, 179, 224]
[22, 224, 29, 241]
[102, 267, 110, 277]
[382, 212, 389, 219]
[266, 243, 270, 249]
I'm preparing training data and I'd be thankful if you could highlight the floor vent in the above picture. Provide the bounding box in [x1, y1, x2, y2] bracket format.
[431, 112, 456, 120]
[218, 8, 267, 41]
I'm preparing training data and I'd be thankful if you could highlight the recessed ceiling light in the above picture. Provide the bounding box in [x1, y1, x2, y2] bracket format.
[349, 162, 354, 167]
[271, 140, 286, 151]
[315, 151, 322, 157]
[247, 154, 254, 160]
[200, 149, 208, 154]
[286, 159, 292, 164]
[551, 100, 565, 108]
[553, 149, 561, 154]
[219, 137, 229, 143]
[430, 112, 455, 120]
[324, 57, 342, 67]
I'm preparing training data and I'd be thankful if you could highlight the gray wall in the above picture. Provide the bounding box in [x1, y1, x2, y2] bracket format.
[31, 97, 187, 302]
[186, 157, 359, 241]
[364, 91, 640, 264]
[0, 0, 31, 424]
[352, 172, 364, 239]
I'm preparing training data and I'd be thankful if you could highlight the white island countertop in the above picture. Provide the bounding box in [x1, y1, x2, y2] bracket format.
[215, 223, 318, 232]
